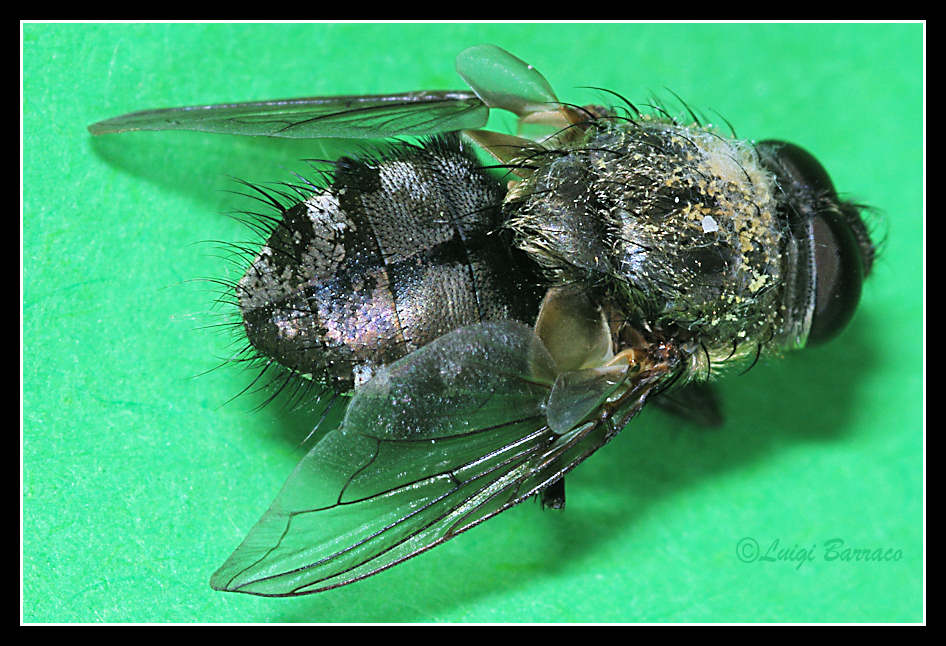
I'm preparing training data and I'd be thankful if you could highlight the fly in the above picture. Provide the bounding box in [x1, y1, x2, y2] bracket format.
[89, 44, 875, 596]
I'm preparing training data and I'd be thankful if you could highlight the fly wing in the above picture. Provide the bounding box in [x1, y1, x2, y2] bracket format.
[87, 91, 488, 139]
[210, 321, 668, 596]
[455, 44, 559, 117]
[88, 45, 564, 140]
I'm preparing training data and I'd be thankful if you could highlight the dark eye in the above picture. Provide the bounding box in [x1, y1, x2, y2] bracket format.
[758, 140, 868, 345]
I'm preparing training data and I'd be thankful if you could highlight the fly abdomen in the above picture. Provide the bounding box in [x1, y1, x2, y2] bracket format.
[238, 134, 543, 390]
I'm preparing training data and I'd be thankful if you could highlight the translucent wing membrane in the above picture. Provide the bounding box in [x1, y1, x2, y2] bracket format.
[87, 91, 489, 139]
[88, 45, 564, 141]
[210, 322, 662, 596]
[455, 44, 559, 117]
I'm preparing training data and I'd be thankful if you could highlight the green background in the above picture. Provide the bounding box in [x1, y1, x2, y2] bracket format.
[23, 22, 923, 623]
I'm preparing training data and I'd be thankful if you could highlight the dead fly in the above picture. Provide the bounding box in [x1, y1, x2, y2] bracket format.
[89, 45, 875, 596]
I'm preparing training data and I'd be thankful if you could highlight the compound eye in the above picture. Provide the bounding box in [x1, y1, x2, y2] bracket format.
[766, 140, 837, 196]
[759, 140, 866, 345]
[808, 206, 864, 344]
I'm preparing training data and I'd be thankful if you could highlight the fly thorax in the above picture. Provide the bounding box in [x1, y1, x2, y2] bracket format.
[507, 121, 790, 377]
